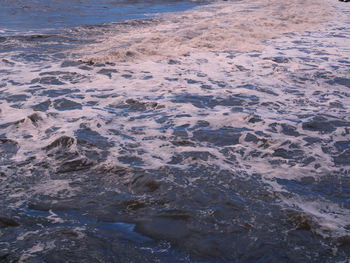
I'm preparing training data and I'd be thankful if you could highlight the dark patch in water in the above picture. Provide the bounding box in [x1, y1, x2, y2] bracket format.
[32, 100, 52, 112]
[122, 74, 132, 79]
[334, 141, 350, 152]
[303, 137, 322, 145]
[0, 138, 19, 159]
[169, 151, 216, 164]
[168, 59, 181, 65]
[0, 216, 20, 228]
[97, 68, 118, 78]
[98, 222, 152, 243]
[172, 94, 246, 109]
[130, 174, 160, 193]
[112, 99, 164, 112]
[135, 216, 190, 241]
[170, 140, 196, 147]
[245, 133, 259, 143]
[4, 94, 29, 103]
[334, 149, 350, 166]
[118, 155, 144, 166]
[302, 116, 337, 133]
[61, 60, 83, 68]
[44, 136, 75, 151]
[75, 125, 112, 149]
[53, 98, 82, 111]
[192, 128, 242, 146]
[281, 124, 301, 137]
[56, 158, 94, 174]
[327, 77, 350, 88]
[273, 148, 304, 160]
[39, 71, 86, 84]
[27, 113, 42, 126]
[41, 88, 80, 98]
[31, 76, 65, 85]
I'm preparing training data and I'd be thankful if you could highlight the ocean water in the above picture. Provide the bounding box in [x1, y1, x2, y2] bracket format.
[0, 0, 202, 33]
[0, 0, 350, 262]
[0, 0, 204, 63]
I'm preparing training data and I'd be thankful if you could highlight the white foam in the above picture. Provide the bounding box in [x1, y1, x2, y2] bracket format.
[80, 0, 335, 63]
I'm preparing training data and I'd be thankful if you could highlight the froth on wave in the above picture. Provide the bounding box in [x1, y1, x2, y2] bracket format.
[80, 0, 334, 63]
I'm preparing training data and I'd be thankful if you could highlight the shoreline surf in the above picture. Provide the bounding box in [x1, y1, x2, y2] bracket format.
[79, 0, 336, 62]
[0, 0, 350, 262]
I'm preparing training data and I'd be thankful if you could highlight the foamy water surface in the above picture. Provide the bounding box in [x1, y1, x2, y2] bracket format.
[0, 0, 350, 262]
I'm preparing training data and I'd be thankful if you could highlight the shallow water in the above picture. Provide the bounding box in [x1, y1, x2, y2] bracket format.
[0, 0, 350, 262]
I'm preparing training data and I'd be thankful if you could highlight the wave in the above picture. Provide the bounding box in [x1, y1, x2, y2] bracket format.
[79, 0, 335, 62]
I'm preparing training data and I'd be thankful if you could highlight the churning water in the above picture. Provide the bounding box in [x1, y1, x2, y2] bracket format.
[0, 0, 350, 262]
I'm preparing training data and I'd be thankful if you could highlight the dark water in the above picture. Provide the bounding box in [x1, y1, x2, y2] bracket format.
[0, 1, 350, 263]
[0, 0, 200, 34]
